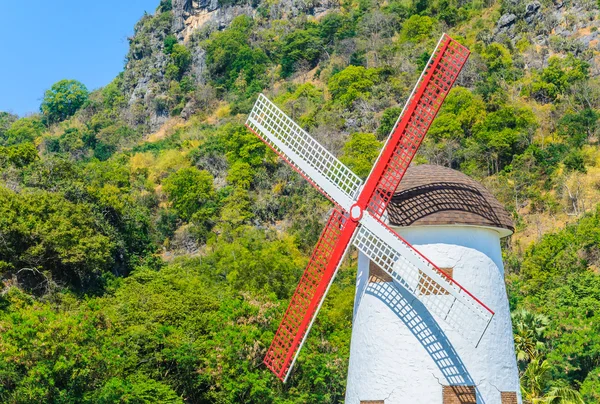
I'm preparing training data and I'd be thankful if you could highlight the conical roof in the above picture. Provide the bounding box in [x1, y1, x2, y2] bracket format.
[387, 164, 514, 237]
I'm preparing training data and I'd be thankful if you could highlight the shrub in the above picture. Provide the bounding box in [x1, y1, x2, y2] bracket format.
[328, 66, 380, 107]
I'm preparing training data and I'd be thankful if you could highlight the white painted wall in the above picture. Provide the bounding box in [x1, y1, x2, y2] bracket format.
[345, 225, 521, 404]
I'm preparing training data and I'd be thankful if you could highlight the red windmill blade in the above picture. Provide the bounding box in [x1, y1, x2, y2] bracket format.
[245, 34, 493, 383]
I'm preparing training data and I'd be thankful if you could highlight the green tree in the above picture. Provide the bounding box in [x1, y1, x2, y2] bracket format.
[512, 309, 548, 365]
[162, 167, 216, 221]
[581, 367, 600, 403]
[163, 34, 177, 54]
[377, 107, 402, 140]
[0, 142, 39, 167]
[280, 28, 323, 77]
[0, 111, 17, 138]
[481, 43, 513, 75]
[41, 80, 89, 124]
[171, 44, 192, 75]
[557, 108, 598, 148]
[205, 16, 268, 94]
[0, 188, 114, 291]
[158, 0, 172, 12]
[2, 116, 45, 145]
[531, 56, 589, 103]
[399, 15, 435, 42]
[340, 133, 382, 178]
[328, 66, 380, 107]
[94, 375, 183, 404]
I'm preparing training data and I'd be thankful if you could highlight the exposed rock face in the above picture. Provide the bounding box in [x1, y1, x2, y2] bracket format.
[524, 1, 541, 24]
[172, 0, 220, 36]
[120, 0, 339, 131]
[497, 13, 517, 31]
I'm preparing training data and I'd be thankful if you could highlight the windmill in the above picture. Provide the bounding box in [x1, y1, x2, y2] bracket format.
[245, 34, 519, 403]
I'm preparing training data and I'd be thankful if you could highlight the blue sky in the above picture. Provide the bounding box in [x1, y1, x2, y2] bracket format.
[0, 0, 159, 117]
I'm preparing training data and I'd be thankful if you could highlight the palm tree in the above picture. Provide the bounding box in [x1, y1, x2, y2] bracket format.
[512, 309, 549, 364]
[520, 358, 584, 404]
[543, 386, 584, 404]
[521, 358, 551, 402]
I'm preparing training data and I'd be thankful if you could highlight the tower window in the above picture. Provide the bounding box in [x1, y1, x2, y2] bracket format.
[419, 267, 454, 295]
[442, 385, 476, 404]
[369, 260, 393, 283]
[501, 392, 518, 404]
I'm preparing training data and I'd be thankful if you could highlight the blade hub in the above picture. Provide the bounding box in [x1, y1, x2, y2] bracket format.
[349, 204, 363, 222]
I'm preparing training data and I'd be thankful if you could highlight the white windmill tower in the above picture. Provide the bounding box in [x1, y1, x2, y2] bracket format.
[244, 34, 521, 404]
[346, 164, 520, 404]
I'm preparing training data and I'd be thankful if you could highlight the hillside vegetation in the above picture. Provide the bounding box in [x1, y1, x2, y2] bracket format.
[0, 0, 599, 402]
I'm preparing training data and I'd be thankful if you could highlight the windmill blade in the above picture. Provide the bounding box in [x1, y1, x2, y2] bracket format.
[354, 211, 494, 344]
[358, 34, 470, 219]
[264, 208, 358, 382]
[246, 94, 362, 212]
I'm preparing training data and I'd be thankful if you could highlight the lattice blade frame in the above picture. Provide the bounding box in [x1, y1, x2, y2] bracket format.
[264, 208, 358, 382]
[353, 212, 494, 344]
[358, 34, 470, 219]
[246, 94, 363, 212]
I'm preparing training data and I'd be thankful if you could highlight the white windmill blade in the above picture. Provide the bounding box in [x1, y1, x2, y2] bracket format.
[353, 212, 494, 345]
[246, 94, 363, 212]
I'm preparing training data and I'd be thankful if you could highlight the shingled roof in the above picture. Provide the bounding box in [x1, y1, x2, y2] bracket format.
[386, 164, 514, 236]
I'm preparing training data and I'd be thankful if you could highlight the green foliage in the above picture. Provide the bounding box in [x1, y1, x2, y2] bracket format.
[530, 55, 589, 103]
[95, 375, 183, 403]
[2, 0, 600, 400]
[158, 0, 172, 13]
[581, 367, 600, 403]
[101, 78, 127, 111]
[376, 107, 402, 140]
[0, 112, 18, 138]
[481, 43, 513, 74]
[557, 108, 598, 148]
[280, 28, 323, 78]
[512, 309, 548, 366]
[41, 80, 89, 124]
[0, 142, 39, 168]
[224, 124, 268, 167]
[170, 44, 192, 75]
[399, 15, 435, 42]
[318, 12, 355, 43]
[340, 133, 381, 178]
[163, 34, 177, 54]
[474, 105, 537, 170]
[429, 87, 486, 141]
[205, 16, 268, 95]
[0, 188, 114, 291]
[563, 150, 586, 173]
[2, 117, 45, 145]
[162, 167, 216, 222]
[509, 208, 600, 390]
[328, 66, 380, 107]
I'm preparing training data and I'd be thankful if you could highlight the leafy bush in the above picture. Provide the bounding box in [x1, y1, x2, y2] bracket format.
[399, 15, 435, 42]
[205, 16, 268, 95]
[340, 133, 381, 178]
[162, 167, 216, 222]
[530, 55, 589, 103]
[328, 66, 380, 107]
[171, 44, 192, 75]
[2, 116, 45, 145]
[280, 28, 323, 78]
[0, 188, 115, 291]
[557, 108, 598, 148]
[376, 107, 402, 140]
[163, 34, 177, 54]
